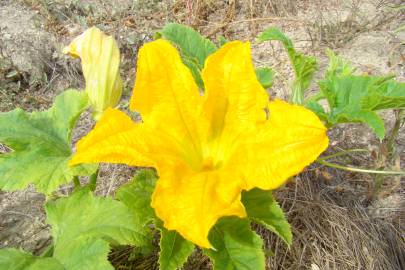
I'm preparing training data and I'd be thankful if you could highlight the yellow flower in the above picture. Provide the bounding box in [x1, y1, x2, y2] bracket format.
[63, 27, 123, 120]
[70, 39, 328, 248]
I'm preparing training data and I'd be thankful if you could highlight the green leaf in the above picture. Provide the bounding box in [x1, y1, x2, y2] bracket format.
[115, 169, 157, 255]
[55, 238, 114, 270]
[362, 79, 405, 111]
[345, 110, 386, 140]
[242, 188, 292, 246]
[257, 27, 318, 104]
[325, 49, 356, 78]
[118, 170, 195, 269]
[158, 228, 195, 270]
[0, 90, 97, 195]
[0, 249, 64, 270]
[318, 74, 405, 139]
[45, 188, 151, 270]
[116, 169, 157, 226]
[255, 67, 274, 89]
[257, 27, 294, 54]
[182, 56, 205, 89]
[305, 101, 328, 123]
[160, 23, 217, 89]
[205, 217, 265, 270]
[161, 23, 217, 69]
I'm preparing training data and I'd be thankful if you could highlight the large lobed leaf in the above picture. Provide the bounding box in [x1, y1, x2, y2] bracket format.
[160, 23, 273, 90]
[305, 50, 405, 139]
[205, 217, 265, 270]
[160, 23, 217, 89]
[116, 169, 157, 226]
[0, 187, 150, 270]
[50, 188, 151, 269]
[52, 238, 114, 270]
[158, 227, 195, 270]
[118, 169, 195, 270]
[318, 74, 405, 139]
[0, 90, 96, 195]
[0, 249, 64, 270]
[46, 188, 152, 268]
[242, 188, 292, 246]
[117, 170, 195, 270]
[257, 27, 318, 104]
[160, 23, 217, 70]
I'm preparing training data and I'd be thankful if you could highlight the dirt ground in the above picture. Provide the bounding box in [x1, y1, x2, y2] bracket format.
[0, 0, 404, 269]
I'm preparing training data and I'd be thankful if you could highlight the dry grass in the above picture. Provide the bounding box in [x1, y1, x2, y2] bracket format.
[264, 170, 405, 270]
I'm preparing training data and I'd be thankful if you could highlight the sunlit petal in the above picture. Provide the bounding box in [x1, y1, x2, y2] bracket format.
[202, 41, 269, 137]
[152, 161, 246, 248]
[130, 39, 205, 168]
[200, 41, 269, 166]
[239, 99, 328, 190]
[69, 108, 153, 167]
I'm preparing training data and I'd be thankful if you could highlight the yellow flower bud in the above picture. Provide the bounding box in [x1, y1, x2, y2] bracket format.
[63, 27, 122, 120]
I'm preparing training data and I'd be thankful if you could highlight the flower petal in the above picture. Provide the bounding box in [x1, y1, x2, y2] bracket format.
[130, 39, 205, 168]
[202, 41, 269, 138]
[152, 162, 246, 248]
[69, 108, 152, 167]
[240, 99, 328, 190]
[200, 41, 269, 166]
[63, 27, 122, 119]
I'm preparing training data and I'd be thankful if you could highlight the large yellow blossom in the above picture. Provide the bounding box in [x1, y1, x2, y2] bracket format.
[70, 39, 328, 248]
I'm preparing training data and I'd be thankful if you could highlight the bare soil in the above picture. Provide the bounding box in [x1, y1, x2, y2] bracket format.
[0, 0, 404, 269]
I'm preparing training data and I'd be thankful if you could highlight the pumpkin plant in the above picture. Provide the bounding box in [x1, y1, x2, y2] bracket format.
[0, 23, 403, 270]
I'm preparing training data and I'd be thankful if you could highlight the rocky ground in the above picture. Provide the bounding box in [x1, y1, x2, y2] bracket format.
[0, 0, 404, 269]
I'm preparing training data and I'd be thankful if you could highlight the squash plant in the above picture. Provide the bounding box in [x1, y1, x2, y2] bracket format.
[0, 24, 404, 270]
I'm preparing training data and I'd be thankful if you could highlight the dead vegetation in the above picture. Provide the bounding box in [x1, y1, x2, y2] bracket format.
[266, 170, 405, 270]
[0, 0, 404, 269]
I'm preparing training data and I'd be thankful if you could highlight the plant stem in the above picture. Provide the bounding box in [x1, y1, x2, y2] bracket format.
[318, 148, 368, 161]
[88, 168, 99, 191]
[73, 176, 80, 188]
[317, 159, 405, 175]
[386, 109, 403, 156]
[372, 109, 403, 198]
[40, 244, 54, 257]
[291, 81, 303, 105]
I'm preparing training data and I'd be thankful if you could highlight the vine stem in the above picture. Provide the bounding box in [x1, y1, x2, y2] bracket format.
[40, 244, 54, 257]
[316, 159, 405, 175]
[88, 168, 100, 191]
[317, 148, 368, 161]
[386, 109, 403, 156]
[72, 176, 80, 188]
[291, 81, 303, 105]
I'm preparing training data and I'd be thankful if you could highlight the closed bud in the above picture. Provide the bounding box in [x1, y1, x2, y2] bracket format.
[63, 27, 122, 120]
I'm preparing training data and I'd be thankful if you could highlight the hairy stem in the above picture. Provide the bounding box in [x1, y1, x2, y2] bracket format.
[318, 148, 368, 161]
[386, 109, 403, 157]
[317, 160, 405, 175]
[40, 244, 54, 257]
[73, 176, 80, 188]
[88, 168, 100, 191]
[373, 109, 403, 198]
[291, 81, 303, 105]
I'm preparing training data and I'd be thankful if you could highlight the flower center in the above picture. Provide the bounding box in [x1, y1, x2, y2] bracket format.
[202, 157, 215, 171]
